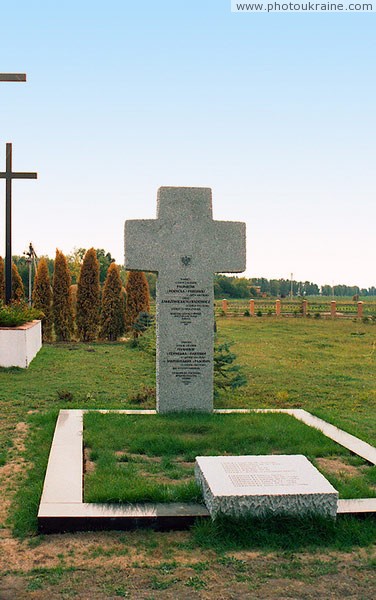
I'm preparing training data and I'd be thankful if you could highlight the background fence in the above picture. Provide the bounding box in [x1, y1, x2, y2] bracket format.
[215, 298, 376, 319]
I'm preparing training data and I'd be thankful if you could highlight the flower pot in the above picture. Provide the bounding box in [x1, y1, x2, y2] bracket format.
[0, 320, 42, 368]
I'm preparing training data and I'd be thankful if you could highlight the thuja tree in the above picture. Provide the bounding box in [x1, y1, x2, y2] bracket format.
[99, 263, 125, 341]
[12, 263, 25, 302]
[0, 257, 4, 303]
[76, 248, 101, 342]
[32, 257, 53, 341]
[53, 249, 74, 341]
[125, 271, 150, 336]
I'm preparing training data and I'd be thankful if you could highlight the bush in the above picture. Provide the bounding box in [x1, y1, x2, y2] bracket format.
[0, 302, 43, 327]
[12, 263, 24, 302]
[32, 258, 53, 342]
[99, 263, 125, 341]
[125, 271, 150, 337]
[214, 342, 247, 397]
[53, 250, 74, 342]
[76, 248, 101, 342]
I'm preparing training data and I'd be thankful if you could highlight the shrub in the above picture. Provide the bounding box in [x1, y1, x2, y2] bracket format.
[12, 263, 24, 302]
[125, 271, 150, 337]
[0, 302, 42, 327]
[32, 258, 53, 342]
[76, 248, 101, 342]
[214, 342, 247, 397]
[53, 249, 74, 341]
[99, 263, 125, 341]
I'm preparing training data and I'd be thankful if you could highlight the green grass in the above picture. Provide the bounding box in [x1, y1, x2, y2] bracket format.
[193, 514, 376, 552]
[83, 412, 375, 504]
[0, 341, 155, 466]
[3, 318, 376, 549]
[216, 318, 376, 446]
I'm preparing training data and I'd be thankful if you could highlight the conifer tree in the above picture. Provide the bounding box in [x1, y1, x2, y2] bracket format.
[0, 257, 5, 303]
[125, 271, 150, 336]
[32, 258, 53, 341]
[76, 248, 100, 342]
[12, 263, 25, 302]
[53, 249, 74, 341]
[99, 263, 125, 341]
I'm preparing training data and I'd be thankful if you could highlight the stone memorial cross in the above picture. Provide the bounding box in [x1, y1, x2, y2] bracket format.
[125, 187, 246, 413]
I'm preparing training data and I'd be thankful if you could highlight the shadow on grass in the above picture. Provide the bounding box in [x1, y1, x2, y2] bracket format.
[192, 514, 376, 552]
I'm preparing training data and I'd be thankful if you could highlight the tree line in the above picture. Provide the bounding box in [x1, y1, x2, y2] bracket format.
[0, 249, 150, 343]
[7, 249, 376, 305]
[213, 275, 376, 298]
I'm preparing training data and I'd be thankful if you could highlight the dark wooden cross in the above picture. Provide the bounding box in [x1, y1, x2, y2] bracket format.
[0, 143, 37, 303]
[0, 73, 26, 82]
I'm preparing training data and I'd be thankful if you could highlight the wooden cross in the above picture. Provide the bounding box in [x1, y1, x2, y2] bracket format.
[0, 74, 26, 82]
[0, 144, 37, 303]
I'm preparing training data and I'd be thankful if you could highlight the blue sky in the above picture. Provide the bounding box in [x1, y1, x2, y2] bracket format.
[0, 1, 375, 287]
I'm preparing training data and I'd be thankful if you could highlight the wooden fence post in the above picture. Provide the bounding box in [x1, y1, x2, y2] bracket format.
[276, 299, 281, 316]
[249, 299, 255, 316]
[357, 301, 364, 318]
[302, 300, 308, 317]
[222, 299, 228, 314]
[331, 300, 336, 318]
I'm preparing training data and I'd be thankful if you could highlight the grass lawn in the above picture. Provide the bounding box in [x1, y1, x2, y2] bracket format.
[84, 412, 376, 504]
[1, 317, 375, 598]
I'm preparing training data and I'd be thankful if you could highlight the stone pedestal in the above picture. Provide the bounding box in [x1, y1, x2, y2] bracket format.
[195, 455, 338, 519]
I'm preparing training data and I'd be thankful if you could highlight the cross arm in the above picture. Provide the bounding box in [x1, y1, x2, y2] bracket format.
[211, 221, 246, 273]
[0, 172, 37, 179]
[0, 73, 26, 81]
[124, 220, 161, 273]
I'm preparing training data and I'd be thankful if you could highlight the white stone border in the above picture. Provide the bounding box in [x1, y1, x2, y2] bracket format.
[38, 408, 376, 532]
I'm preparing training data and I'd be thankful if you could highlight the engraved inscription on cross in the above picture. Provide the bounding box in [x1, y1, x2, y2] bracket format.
[125, 187, 246, 413]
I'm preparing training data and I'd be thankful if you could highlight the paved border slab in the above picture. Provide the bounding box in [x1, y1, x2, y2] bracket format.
[38, 409, 376, 533]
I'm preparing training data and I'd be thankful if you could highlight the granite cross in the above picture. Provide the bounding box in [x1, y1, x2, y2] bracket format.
[0, 143, 37, 303]
[125, 187, 246, 413]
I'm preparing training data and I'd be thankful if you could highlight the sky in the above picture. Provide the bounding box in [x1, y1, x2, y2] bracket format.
[0, 1, 375, 288]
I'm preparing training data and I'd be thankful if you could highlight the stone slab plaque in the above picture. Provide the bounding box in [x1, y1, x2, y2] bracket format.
[125, 187, 246, 413]
[195, 455, 338, 519]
